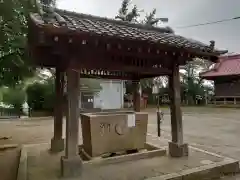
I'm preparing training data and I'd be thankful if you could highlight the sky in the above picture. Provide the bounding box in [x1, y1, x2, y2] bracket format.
[57, 0, 240, 54]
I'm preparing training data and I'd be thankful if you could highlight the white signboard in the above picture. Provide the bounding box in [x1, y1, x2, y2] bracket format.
[127, 114, 136, 127]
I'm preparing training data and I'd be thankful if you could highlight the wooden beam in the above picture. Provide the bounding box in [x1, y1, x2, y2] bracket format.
[79, 74, 132, 80]
[30, 45, 173, 79]
[68, 60, 171, 75]
[31, 43, 172, 75]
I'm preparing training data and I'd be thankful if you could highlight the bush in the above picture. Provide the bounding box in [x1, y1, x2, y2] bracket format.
[26, 79, 55, 113]
[2, 87, 26, 116]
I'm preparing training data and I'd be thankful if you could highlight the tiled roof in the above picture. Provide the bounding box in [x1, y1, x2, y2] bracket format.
[29, 8, 227, 59]
[200, 54, 240, 78]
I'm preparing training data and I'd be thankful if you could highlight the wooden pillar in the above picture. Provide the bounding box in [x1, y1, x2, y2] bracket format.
[51, 67, 64, 152]
[168, 61, 188, 157]
[133, 80, 141, 112]
[61, 68, 82, 177]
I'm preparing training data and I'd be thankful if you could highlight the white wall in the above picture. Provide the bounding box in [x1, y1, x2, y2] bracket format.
[94, 80, 124, 109]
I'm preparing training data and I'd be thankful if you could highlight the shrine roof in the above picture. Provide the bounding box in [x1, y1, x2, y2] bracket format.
[200, 54, 240, 79]
[29, 8, 227, 61]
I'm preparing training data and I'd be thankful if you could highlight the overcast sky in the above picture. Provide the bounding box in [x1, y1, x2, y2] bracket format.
[57, 0, 240, 54]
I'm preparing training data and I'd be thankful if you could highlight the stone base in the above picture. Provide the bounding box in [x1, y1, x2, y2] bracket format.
[50, 138, 64, 152]
[61, 156, 82, 177]
[168, 142, 189, 157]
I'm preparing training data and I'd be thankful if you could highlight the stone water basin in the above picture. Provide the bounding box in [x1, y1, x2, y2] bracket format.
[80, 111, 148, 157]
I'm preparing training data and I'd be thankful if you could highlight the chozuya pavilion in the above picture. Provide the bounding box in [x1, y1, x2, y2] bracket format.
[27, 3, 227, 178]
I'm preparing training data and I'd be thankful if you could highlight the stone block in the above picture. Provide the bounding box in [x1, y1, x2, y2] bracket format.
[17, 147, 27, 180]
[50, 138, 64, 152]
[147, 173, 181, 180]
[180, 165, 221, 180]
[168, 142, 188, 157]
[219, 160, 240, 175]
[61, 156, 82, 177]
[81, 111, 148, 157]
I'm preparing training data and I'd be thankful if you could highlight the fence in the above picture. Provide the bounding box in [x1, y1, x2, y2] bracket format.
[0, 107, 20, 119]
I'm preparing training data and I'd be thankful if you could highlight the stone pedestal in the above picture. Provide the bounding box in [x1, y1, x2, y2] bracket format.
[61, 156, 82, 177]
[51, 138, 64, 152]
[169, 142, 188, 157]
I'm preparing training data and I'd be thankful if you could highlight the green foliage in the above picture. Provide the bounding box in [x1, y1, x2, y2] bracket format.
[0, 0, 38, 87]
[116, 0, 213, 106]
[141, 78, 153, 91]
[40, 0, 56, 6]
[2, 87, 26, 114]
[143, 8, 159, 26]
[125, 5, 140, 22]
[116, 1, 165, 26]
[116, 1, 168, 95]
[115, 0, 141, 22]
[46, 68, 102, 94]
[181, 61, 213, 105]
[0, 0, 58, 87]
[118, 0, 129, 16]
[26, 79, 55, 112]
[41, 78, 55, 111]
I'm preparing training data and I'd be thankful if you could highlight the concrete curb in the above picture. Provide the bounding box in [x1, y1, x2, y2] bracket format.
[0, 116, 53, 121]
[146, 133, 240, 180]
[147, 158, 239, 180]
[15, 142, 240, 180]
[19, 116, 53, 121]
[149, 135, 240, 180]
[82, 144, 167, 167]
[0, 144, 18, 151]
[17, 146, 27, 180]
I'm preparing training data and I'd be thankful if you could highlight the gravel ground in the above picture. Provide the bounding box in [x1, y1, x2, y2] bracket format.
[1, 107, 240, 179]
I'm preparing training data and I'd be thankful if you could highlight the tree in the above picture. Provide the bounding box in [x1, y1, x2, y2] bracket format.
[2, 87, 26, 116]
[180, 59, 213, 105]
[0, 0, 35, 86]
[43, 68, 102, 94]
[143, 9, 162, 26]
[40, 0, 56, 6]
[116, 0, 214, 106]
[116, 1, 168, 97]
[0, 0, 57, 87]
[115, 0, 141, 23]
[26, 79, 55, 113]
